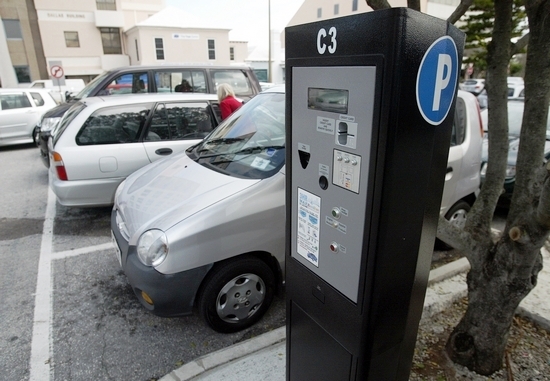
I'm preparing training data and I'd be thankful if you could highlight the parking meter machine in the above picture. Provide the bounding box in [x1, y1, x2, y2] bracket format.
[285, 8, 464, 381]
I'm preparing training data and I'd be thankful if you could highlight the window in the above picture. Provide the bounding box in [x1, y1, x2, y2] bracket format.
[99, 27, 122, 54]
[230, 47, 235, 61]
[135, 39, 139, 61]
[352, 0, 358, 11]
[14, 66, 31, 83]
[212, 70, 253, 97]
[64, 31, 80, 48]
[146, 102, 214, 141]
[3, 19, 23, 39]
[317, 8, 322, 18]
[76, 103, 152, 146]
[155, 70, 207, 93]
[155, 38, 164, 60]
[334, 4, 339, 15]
[101, 72, 148, 95]
[30, 92, 45, 106]
[96, 0, 116, 10]
[208, 39, 216, 60]
[254, 69, 268, 82]
[450, 97, 466, 146]
[0, 93, 32, 110]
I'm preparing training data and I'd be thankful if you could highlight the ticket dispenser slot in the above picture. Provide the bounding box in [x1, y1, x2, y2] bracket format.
[286, 8, 464, 381]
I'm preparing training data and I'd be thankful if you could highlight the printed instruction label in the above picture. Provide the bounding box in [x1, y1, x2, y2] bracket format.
[297, 188, 321, 267]
[316, 116, 335, 135]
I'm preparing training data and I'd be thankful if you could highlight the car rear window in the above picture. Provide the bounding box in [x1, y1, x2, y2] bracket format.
[53, 102, 87, 145]
[76, 103, 153, 145]
[211, 70, 254, 97]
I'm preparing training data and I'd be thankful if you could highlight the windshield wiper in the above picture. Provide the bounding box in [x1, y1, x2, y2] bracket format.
[198, 145, 284, 160]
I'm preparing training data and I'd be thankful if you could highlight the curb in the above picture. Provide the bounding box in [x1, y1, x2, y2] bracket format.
[160, 327, 286, 381]
[160, 258, 471, 381]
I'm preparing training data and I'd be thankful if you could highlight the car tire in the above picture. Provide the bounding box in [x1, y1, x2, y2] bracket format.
[436, 200, 471, 250]
[197, 255, 275, 333]
[33, 127, 40, 146]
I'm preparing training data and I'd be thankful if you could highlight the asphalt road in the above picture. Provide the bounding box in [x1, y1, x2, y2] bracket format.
[0, 143, 286, 381]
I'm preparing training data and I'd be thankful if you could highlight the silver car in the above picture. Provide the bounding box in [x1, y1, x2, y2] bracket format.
[111, 87, 481, 332]
[49, 93, 220, 207]
[0, 88, 57, 147]
[111, 87, 285, 333]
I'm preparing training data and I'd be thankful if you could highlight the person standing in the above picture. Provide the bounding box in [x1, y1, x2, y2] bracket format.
[217, 83, 242, 120]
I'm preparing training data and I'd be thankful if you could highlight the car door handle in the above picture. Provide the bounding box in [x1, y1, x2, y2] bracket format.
[445, 167, 453, 180]
[155, 148, 173, 156]
[446, 167, 453, 173]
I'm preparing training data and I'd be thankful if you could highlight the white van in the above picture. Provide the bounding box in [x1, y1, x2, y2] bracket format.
[29, 79, 85, 103]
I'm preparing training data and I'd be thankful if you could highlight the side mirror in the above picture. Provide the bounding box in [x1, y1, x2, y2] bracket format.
[65, 91, 72, 102]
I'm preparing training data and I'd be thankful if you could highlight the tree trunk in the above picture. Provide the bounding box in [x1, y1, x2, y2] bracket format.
[444, 0, 550, 375]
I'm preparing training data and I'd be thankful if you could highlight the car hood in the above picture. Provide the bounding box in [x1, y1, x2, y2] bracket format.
[41, 100, 77, 119]
[116, 152, 260, 237]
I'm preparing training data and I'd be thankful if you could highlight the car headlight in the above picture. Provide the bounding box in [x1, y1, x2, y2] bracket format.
[137, 229, 168, 267]
[40, 117, 61, 132]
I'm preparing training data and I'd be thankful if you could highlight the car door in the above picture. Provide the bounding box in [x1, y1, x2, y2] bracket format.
[0, 91, 38, 141]
[142, 101, 218, 162]
[440, 95, 466, 214]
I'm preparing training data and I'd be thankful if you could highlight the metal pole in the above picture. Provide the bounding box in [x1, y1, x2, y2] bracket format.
[268, 0, 272, 83]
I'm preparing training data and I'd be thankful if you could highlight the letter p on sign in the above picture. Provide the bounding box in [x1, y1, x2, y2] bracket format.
[416, 36, 459, 126]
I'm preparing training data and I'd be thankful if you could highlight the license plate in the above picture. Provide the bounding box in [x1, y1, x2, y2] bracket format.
[111, 230, 122, 267]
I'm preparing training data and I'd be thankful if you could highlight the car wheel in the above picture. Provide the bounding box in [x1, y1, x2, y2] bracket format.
[33, 127, 40, 146]
[197, 256, 275, 333]
[436, 200, 471, 250]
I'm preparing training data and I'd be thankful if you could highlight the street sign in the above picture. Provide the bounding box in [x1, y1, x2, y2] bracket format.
[50, 65, 64, 79]
[416, 36, 459, 126]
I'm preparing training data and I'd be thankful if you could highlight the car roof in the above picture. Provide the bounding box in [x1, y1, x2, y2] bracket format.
[80, 93, 219, 108]
[262, 85, 285, 94]
[107, 64, 255, 73]
[0, 88, 54, 94]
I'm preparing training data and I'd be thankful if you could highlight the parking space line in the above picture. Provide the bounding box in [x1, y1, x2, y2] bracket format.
[52, 242, 114, 260]
[29, 187, 56, 381]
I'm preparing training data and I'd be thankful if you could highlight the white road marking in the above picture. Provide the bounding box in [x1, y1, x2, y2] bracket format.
[52, 242, 114, 260]
[29, 186, 116, 380]
[29, 187, 56, 381]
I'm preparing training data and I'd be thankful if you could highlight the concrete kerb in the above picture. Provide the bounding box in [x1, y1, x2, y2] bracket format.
[160, 327, 286, 381]
[160, 258, 471, 381]
[160, 246, 550, 381]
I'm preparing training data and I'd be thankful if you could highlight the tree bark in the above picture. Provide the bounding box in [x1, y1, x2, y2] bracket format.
[444, 0, 550, 375]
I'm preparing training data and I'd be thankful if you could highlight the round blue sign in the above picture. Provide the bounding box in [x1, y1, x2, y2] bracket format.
[416, 36, 459, 126]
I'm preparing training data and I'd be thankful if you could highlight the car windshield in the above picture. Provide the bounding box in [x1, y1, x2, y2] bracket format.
[188, 92, 285, 179]
[72, 71, 111, 100]
[508, 101, 550, 138]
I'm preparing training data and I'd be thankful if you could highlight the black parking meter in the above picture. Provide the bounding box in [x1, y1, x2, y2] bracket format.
[285, 8, 464, 380]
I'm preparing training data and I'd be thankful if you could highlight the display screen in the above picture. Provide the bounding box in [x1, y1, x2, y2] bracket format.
[307, 88, 349, 114]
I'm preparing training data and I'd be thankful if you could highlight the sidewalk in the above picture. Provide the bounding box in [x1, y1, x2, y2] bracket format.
[160, 247, 550, 381]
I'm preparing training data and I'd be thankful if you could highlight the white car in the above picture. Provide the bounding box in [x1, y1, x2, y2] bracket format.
[0, 88, 57, 147]
[111, 87, 482, 332]
[49, 93, 221, 207]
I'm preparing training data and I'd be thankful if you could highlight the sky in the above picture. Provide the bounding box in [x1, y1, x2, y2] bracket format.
[165, 0, 304, 49]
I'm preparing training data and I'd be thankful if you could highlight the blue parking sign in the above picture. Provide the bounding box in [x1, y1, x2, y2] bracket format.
[416, 36, 459, 125]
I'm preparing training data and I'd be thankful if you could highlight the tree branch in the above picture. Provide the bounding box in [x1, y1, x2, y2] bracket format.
[447, 0, 474, 25]
[365, 0, 391, 10]
[511, 32, 530, 56]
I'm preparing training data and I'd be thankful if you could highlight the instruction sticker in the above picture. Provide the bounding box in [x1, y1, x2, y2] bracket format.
[297, 188, 321, 267]
[316, 116, 335, 135]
